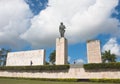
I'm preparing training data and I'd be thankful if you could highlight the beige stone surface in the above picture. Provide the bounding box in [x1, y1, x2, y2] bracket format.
[56, 37, 68, 65]
[0, 65, 120, 79]
[6, 49, 45, 66]
[87, 40, 102, 63]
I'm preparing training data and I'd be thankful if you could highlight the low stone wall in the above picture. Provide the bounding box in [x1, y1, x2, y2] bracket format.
[0, 64, 120, 79]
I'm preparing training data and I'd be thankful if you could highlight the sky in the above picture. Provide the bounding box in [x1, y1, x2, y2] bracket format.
[0, 0, 120, 64]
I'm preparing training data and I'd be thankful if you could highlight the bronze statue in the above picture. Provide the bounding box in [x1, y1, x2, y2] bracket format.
[59, 22, 66, 37]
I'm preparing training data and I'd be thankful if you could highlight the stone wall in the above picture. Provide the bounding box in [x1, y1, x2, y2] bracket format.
[0, 65, 120, 79]
[6, 49, 45, 66]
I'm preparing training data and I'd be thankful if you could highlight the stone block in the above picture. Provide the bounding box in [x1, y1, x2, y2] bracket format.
[6, 49, 45, 66]
[87, 40, 102, 63]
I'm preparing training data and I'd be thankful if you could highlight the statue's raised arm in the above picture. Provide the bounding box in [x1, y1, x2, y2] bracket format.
[59, 22, 66, 37]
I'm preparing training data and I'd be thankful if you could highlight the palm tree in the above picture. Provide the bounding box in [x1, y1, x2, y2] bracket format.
[102, 50, 116, 63]
[0, 48, 11, 66]
[49, 50, 56, 65]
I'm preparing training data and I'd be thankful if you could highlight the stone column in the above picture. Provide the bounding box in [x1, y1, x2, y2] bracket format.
[56, 37, 68, 65]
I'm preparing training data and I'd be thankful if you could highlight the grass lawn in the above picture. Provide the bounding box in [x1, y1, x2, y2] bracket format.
[0, 78, 118, 84]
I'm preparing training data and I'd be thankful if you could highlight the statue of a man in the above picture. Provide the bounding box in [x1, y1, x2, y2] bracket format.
[59, 22, 66, 37]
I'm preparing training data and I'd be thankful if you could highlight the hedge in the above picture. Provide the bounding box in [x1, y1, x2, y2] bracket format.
[84, 62, 120, 70]
[0, 65, 70, 71]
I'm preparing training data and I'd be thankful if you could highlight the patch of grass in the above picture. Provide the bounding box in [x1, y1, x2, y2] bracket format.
[90, 79, 120, 83]
[0, 78, 117, 84]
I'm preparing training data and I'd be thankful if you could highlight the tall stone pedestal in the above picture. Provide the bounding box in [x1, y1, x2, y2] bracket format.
[56, 37, 68, 65]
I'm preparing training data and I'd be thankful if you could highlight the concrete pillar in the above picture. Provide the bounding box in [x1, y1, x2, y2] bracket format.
[56, 37, 68, 65]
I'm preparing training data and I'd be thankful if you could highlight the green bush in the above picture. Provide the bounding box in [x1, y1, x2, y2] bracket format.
[84, 62, 120, 70]
[0, 65, 70, 71]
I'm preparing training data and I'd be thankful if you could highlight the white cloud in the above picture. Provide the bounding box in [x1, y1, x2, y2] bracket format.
[102, 38, 120, 56]
[75, 59, 84, 64]
[21, 0, 119, 48]
[68, 56, 71, 62]
[0, 0, 33, 49]
[0, 0, 119, 49]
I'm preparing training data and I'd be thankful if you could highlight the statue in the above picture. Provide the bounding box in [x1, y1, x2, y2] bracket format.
[59, 22, 66, 37]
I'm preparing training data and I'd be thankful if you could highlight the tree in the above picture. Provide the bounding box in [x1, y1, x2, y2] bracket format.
[0, 48, 11, 66]
[49, 50, 56, 65]
[45, 61, 49, 65]
[102, 50, 116, 63]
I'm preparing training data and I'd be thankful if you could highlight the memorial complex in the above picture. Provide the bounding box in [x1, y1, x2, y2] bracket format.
[6, 22, 102, 66]
[1, 22, 120, 80]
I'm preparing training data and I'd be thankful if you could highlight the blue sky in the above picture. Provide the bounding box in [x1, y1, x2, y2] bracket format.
[0, 0, 120, 64]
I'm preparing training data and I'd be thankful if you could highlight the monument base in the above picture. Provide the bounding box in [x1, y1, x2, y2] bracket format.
[56, 37, 68, 65]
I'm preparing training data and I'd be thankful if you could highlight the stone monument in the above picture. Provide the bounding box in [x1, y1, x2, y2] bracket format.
[87, 40, 102, 63]
[56, 22, 68, 65]
[6, 49, 45, 66]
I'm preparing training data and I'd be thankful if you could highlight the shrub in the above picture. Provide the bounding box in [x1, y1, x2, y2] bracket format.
[84, 62, 120, 70]
[0, 65, 70, 71]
